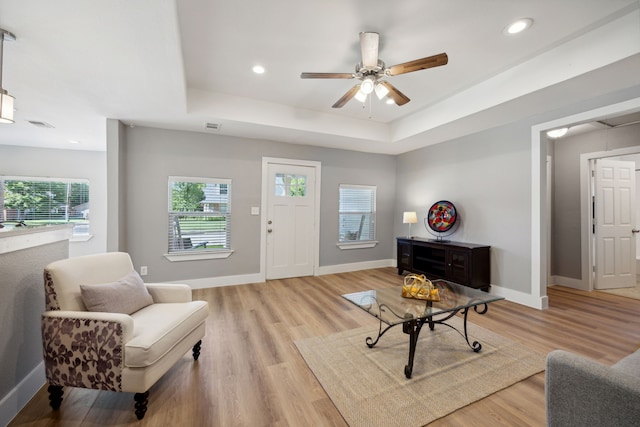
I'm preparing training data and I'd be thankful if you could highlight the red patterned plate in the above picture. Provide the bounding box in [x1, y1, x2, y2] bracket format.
[427, 201, 457, 232]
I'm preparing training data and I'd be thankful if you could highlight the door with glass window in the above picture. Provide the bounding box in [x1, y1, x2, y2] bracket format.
[266, 163, 316, 279]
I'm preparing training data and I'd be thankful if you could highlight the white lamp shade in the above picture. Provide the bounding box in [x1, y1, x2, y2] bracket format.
[0, 91, 14, 123]
[375, 82, 389, 100]
[354, 89, 367, 103]
[360, 76, 375, 94]
[403, 211, 418, 224]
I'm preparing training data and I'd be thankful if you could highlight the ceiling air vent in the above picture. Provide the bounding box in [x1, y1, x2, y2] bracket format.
[27, 120, 55, 128]
[204, 122, 221, 131]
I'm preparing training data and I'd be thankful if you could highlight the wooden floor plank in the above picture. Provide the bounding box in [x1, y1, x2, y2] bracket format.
[8, 268, 640, 426]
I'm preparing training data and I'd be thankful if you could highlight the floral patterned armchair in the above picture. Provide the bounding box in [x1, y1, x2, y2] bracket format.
[41, 252, 208, 420]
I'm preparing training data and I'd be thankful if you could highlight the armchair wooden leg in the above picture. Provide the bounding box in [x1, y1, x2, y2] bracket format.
[192, 340, 202, 360]
[134, 391, 149, 420]
[47, 385, 64, 409]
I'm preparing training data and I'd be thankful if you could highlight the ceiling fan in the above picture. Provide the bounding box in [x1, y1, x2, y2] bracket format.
[301, 32, 448, 108]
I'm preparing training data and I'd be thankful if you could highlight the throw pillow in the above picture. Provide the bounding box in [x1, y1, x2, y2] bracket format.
[80, 269, 154, 314]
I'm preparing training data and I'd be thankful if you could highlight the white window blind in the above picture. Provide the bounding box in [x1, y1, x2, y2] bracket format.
[0, 176, 90, 236]
[339, 184, 376, 242]
[168, 176, 231, 253]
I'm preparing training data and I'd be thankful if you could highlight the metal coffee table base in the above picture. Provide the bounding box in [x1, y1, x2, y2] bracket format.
[365, 302, 489, 379]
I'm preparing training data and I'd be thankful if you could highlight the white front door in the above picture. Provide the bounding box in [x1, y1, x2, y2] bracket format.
[595, 158, 636, 289]
[265, 162, 317, 280]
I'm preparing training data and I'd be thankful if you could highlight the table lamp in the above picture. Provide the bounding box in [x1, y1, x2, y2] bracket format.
[403, 211, 418, 238]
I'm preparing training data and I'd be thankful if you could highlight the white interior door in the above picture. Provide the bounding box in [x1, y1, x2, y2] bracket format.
[595, 158, 636, 289]
[266, 163, 316, 280]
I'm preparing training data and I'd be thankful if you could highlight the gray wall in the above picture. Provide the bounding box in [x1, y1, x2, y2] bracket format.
[106, 119, 128, 252]
[396, 123, 532, 293]
[0, 146, 105, 425]
[0, 145, 107, 257]
[121, 126, 397, 282]
[395, 84, 640, 295]
[551, 122, 640, 280]
[0, 240, 68, 423]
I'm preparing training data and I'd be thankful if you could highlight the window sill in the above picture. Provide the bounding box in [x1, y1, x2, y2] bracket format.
[337, 240, 378, 250]
[164, 249, 234, 262]
[70, 234, 93, 242]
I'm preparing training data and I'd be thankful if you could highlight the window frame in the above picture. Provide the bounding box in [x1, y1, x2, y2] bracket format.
[337, 184, 378, 250]
[164, 176, 233, 262]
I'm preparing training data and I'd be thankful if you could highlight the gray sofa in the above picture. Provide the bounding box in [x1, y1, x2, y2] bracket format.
[546, 349, 640, 426]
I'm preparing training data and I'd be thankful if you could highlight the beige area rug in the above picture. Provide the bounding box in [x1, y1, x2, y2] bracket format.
[295, 316, 545, 427]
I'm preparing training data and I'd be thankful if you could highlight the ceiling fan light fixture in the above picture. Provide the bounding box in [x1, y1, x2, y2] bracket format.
[360, 76, 375, 94]
[374, 82, 389, 100]
[301, 32, 448, 110]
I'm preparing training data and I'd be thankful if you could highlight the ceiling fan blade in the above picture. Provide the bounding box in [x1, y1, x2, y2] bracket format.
[301, 72, 354, 79]
[386, 53, 448, 76]
[332, 85, 361, 108]
[379, 81, 410, 106]
[359, 32, 379, 69]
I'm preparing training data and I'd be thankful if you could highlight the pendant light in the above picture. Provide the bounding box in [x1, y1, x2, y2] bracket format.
[0, 28, 16, 124]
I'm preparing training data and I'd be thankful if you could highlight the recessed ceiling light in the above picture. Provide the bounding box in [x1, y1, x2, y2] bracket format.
[252, 65, 265, 74]
[68, 139, 80, 144]
[504, 18, 533, 35]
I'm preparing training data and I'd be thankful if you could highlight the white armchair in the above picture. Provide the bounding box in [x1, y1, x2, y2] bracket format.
[41, 252, 208, 420]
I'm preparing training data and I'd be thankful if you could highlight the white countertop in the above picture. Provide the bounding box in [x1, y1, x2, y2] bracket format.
[0, 224, 74, 254]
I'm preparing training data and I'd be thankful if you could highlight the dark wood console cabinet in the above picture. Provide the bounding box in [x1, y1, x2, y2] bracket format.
[397, 237, 490, 290]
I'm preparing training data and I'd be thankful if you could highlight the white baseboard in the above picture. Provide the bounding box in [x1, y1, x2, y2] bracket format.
[490, 284, 548, 310]
[175, 272, 265, 289]
[175, 260, 397, 289]
[317, 259, 395, 276]
[174, 260, 548, 310]
[0, 362, 45, 427]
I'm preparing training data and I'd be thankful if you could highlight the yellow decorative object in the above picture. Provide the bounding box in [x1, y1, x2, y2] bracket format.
[402, 274, 440, 301]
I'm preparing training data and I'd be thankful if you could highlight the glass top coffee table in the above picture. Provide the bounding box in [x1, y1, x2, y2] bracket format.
[342, 279, 504, 378]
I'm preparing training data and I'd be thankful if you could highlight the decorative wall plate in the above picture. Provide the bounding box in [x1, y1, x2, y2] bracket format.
[427, 200, 457, 233]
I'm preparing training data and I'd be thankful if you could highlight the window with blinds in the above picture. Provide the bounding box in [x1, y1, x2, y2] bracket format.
[338, 184, 376, 242]
[0, 176, 90, 236]
[168, 176, 231, 253]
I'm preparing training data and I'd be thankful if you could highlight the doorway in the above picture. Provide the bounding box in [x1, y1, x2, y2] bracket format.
[261, 157, 321, 280]
[532, 97, 640, 310]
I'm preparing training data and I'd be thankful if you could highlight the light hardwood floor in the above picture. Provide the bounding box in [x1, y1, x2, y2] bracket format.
[9, 268, 640, 426]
